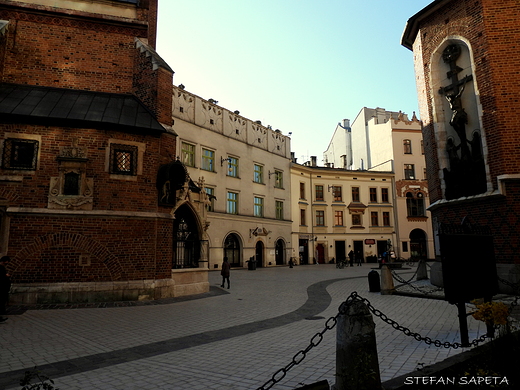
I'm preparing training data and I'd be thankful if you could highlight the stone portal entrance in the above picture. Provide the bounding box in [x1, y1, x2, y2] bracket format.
[410, 229, 427, 260]
[255, 241, 264, 267]
[275, 239, 285, 265]
[224, 233, 241, 268]
[173, 205, 200, 269]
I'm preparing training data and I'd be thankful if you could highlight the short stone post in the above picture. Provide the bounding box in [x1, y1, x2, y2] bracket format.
[380, 264, 395, 295]
[416, 259, 428, 281]
[335, 300, 381, 390]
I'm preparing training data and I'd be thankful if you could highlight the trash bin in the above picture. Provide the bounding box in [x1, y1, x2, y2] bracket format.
[368, 270, 380, 292]
[247, 257, 256, 270]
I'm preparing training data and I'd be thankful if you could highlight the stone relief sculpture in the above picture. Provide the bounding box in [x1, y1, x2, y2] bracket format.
[438, 44, 487, 199]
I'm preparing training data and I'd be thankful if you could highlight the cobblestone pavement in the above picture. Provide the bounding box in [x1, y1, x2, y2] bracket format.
[0, 264, 506, 390]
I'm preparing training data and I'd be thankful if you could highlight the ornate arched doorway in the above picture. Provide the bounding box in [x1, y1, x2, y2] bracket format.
[275, 239, 285, 265]
[255, 241, 264, 268]
[409, 229, 427, 260]
[173, 204, 200, 269]
[224, 233, 241, 268]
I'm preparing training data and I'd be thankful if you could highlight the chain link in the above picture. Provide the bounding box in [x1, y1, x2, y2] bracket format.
[391, 270, 444, 295]
[256, 291, 489, 390]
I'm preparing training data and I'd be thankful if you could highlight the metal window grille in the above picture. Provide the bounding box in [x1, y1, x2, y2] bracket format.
[173, 218, 200, 269]
[111, 144, 137, 175]
[2, 138, 39, 170]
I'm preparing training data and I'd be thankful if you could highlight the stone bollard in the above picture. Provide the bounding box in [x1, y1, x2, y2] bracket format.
[380, 264, 395, 295]
[335, 300, 381, 390]
[416, 259, 428, 281]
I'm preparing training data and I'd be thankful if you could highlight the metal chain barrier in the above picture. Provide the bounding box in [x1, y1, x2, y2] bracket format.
[256, 291, 488, 390]
[391, 269, 444, 295]
[497, 276, 520, 314]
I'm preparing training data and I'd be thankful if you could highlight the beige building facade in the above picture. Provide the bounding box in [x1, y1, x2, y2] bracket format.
[171, 85, 293, 270]
[291, 160, 396, 265]
[323, 108, 435, 260]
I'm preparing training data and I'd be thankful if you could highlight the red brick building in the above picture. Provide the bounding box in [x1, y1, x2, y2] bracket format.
[0, 0, 210, 303]
[402, 0, 520, 291]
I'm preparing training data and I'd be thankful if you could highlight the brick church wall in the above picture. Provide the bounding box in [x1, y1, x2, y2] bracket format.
[0, 1, 198, 302]
[409, 0, 520, 264]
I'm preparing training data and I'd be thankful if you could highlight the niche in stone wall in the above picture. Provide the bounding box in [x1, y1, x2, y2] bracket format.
[48, 139, 93, 210]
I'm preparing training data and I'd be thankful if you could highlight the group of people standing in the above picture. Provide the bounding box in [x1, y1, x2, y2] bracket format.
[348, 250, 363, 267]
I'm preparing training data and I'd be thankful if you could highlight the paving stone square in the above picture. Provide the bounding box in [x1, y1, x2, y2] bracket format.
[0, 264, 495, 389]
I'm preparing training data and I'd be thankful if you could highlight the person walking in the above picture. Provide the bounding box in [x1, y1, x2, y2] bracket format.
[0, 256, 11, 323]
[356, 251, 363, 266]
[220, 257, 231, 289]
[348, 250, 354, 267]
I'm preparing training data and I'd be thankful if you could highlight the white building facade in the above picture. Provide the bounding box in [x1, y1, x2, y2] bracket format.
[171, 86, 293, 270]
[324, 107, 434, 260]
[291, 160, 396, 265]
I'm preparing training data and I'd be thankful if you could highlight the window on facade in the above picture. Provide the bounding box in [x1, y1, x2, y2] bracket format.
[201, 149, 215, 171]
[371, 212, 379, 226]
[111, 144, 138, 175]
[402, 241, 409, 252]
[404, 164, 415, 180]
[352, 187, 360, 202]
[227, 157, 238, 177]
[421, 140, 424, 155]
[406, 192, 425, 217]
[332, 186, 342, 202]
[315, 185, 324, 201]
[226, 191, 238, 214]
[316, 210, 325, 226]
[383, 212, 391, 226]
[299, 182, 305, 199]
[369, 188, 377, 203]
[254, 196, 264, 217]
[352, 214, 362, 226]
[181, 142, 195, 167]
[381, 188, 389, 203]
[274, 170, 283, 188]
[205, 187, 215, 212]
[63, 172, 80, 195]
[300, 209, 306, 226]
[253, 164, 263, 183]
[334, 210, 344, 226]
[2, 138, 39, 170]
[275, 200, 284, 220]
[404, 139, 412, 154]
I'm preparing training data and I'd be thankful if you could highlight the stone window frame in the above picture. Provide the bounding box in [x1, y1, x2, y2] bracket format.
[106, 139, 145, 181]
[1, 133, 42, 174]
[315, 210, 325, 226]
[253, 163, 264, 184]
[181, 141, 196, 167]
[226, 191, 238, 214]
[254, 196, 264, 218]
[275, 200, 284, 220]
[201, 148, 215, 172]
[334, 210, 344, 226]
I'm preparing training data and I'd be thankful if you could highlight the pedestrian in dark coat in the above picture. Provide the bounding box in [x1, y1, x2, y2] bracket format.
[220, 257, 231, 289]
[0, 256, 11, 323]
[348, 250, 354, 267]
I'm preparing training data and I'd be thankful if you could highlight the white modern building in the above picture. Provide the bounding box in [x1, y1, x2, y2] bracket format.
[171, 85, 293, 270]
[324, 107, 434, 260]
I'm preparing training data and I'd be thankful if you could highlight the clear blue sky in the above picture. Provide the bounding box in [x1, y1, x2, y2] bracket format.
[156, 0, 432, 164]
